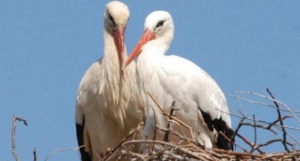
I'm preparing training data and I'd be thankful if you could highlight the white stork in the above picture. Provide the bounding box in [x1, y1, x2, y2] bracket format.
[123, 11, 233, 150]
[75, 1, 144, 161]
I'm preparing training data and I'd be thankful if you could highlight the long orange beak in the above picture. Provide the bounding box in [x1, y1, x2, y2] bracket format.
[122, 29, 155, 70]
[113, 26, 125, 69]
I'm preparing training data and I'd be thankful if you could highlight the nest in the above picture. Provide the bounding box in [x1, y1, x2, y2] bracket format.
[11, 88, 300, 161]
[103, 88, 300, 161]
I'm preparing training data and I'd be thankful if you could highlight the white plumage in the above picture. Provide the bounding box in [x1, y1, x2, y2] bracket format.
[123, 11, 233, 150]
[75, 1, 144, 161]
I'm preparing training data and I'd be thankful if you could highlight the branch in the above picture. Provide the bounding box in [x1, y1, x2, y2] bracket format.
[164, 101, 177, 142]
[219, 131, 248, 152]
[232, 91, 300, 123]
[12, 116, 28, 161]
[236, 133, 265, 154]
[103, 121, 144, 160]
[151, 106, 156, 155]
[249, 115, 257, 154]
[44, 145, 85, 161]
[33, 148, 37, 161]
[266, 88, 291, 153]
[148, 92, 195, 139]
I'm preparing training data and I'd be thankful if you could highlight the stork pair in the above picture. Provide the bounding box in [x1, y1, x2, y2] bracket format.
[75, 1, 233, 161]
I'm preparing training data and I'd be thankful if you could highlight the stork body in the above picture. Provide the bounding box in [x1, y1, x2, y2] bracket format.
[75, 2, 144, 161]
[123, 11, 233, 150]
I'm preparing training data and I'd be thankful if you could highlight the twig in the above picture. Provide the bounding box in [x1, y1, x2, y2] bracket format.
[33, 148, 37, 161]
[231, 117, 245, 144]
[255, 138, 295, 152]
[219, 108, 300, 132]
[164, 101, 177, 142]
[236, 133, 264, 154]
[236, 92, 249, 117]
[145, 147, 172, 161]
[240, 121, 277, 135]
[103, 121, 144, 160]
[232, 91, 300, 123]
[148, 92, 195, 139]
[151, 106, 156, 155]
[119, 149, 145, 160]
[249, 115, 257, 154]
[155, 125, 197, 145]
[266, 88, 291, 153]
[44, 145, 85, 161]
[219, 131, 248, 152]
[267, 115, 292, 132]
[12, 116, 28, 161]
[227, 93, 300, 114]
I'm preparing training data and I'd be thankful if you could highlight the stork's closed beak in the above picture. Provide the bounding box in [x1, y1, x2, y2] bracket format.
[122, 29, 155, 70]
[113, 26, 125, 69]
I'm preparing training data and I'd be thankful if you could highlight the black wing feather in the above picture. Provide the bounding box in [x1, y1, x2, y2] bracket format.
[76, 116, 92, 161]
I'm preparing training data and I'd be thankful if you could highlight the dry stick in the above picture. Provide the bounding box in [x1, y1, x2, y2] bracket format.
[266, 88, 291, 153]
[233, 91, 300, 123]
[164, 101, 177, 142]
[145, 147, 173, 161]
[12, 116, 28, 161]
[227, 93, 300, 114]
[221, 108, 300, 132]
[219, 131, 248, 152]
[163, 150, 185, 160]
[122, 140, 213, 161]
[156, 125, 207, 159]
[117, 144, 131, 160]
[267, 115, 293, 130]
[240, 121, 277, 135]
[44, 145, 85, 161]
[236, 92, 249, 117]
[151, 106, 156, 155]
[196, 143, 266, 160]
[155, 125, 198, 146]
[120, 139, 275, 160]
[254, 138, 295, 152]
[119, 148, 145, 160]
[231, 117, 245, 145]
[236, 133, 265, 154]
[102, 121, 144, 160]
[148, 92, 195, 139]
[230, 117, 264, 153]
[249, 115, 257, 154]
[33, 148, 37, 161]
[273, 125, 300, 146]
[219, 108, 269, 126]
[167, 119, 193, 145]
[235, 111, 277, 135]
[212, 148, 263, 159]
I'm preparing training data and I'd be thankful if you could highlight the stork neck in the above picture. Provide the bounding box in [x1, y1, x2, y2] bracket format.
[102, 29, 127, 81]
[142, 38, 170, 56]
[103, 29, 118, 58]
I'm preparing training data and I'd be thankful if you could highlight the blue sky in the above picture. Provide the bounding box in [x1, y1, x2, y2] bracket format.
[1, 1, 300, 160]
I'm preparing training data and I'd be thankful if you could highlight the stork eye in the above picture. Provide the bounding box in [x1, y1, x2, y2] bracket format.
[108, 13, 116, 28]
[108, 14, 114, 22]
[155, 20, 165, 28]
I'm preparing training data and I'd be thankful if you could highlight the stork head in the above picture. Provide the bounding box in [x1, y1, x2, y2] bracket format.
[104, 1, 130, 69]
[123, 11, 174, 69]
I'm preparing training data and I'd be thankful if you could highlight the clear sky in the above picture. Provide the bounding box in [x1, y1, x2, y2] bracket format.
[1, 1, 300, 160]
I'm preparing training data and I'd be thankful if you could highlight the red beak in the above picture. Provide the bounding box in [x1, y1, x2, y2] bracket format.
[113, 26, 125, 69]
[122, 29, 155, 70]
